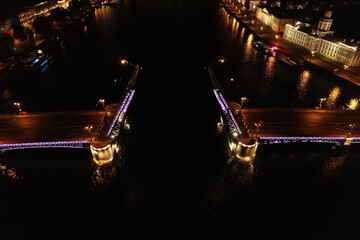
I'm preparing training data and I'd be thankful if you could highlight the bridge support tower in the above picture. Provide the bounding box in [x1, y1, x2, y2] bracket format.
[233, 138, 259, 163]
[90, 140, 120, 166]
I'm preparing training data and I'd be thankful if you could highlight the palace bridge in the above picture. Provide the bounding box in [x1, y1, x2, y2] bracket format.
[1, 63, 359, 166]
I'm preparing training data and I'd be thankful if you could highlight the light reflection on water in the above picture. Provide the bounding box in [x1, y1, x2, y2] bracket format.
[243, 33, 253, 64]
[297, 69, 311, 100]
[265, 56, 275, 79]
[232, 18, 238, 34]
[325, 86, 341, 109]
[0, 162, 22, 181]
[91, 162, 118, 190]
[318, 147, 349, 183]
[202, 159, 255, 215]
[239, 27, 245, 43]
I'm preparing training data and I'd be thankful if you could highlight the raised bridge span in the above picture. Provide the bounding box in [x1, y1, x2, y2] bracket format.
[208, 66, 360, 163]
[0, 65, 139, 165]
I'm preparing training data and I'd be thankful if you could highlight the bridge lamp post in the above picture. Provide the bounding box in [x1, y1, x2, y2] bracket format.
[241, 97, 248, 106]
[207, 58, 225, 69]
[319, 98, 326, 109]
[121, 59, 135, 68]
[97, 99, 105, 109]
[254, 121, 263, 138]
[84, 125, 94, 142]
[13, 102, 22, 114]
[348, 123, 356, 137]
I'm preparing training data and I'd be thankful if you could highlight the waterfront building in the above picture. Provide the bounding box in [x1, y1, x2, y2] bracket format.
[255, 5, 294, 33]
[0, 16, 19, 33]
[236, 0, 265, 11]
[284, 11, 360, 67]
[1, 0, 71, 33]
[19, 0, 71, 27]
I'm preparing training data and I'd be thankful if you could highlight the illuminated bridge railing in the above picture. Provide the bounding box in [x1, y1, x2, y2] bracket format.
[213, 89, 242, 136]
[0, 140, 90, 151]
[106, 89, 136, 138]
[350, 137, 360, 143]
[260, 137, 347, 144]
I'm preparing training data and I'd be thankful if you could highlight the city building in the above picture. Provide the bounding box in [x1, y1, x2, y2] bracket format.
[255, 5, 295, 33]
[19, 0, 71, 27]
[284, 11, 360, 67]
[0, 0, 71, 32]
[0, 15, 19, 33]
[236, 0, 264, 11]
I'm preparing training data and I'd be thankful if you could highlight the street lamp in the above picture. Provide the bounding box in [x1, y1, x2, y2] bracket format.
[319, 98, 326, 109]
[207, 58, 225, 68]
[13, 102, 22, 114]
[254, 121, 263, 138]
[241, 97, 248, 106]
[348, 123, 356, 137]
[84, 125, 94, 142]
[121, 59, 135, 67]
[97, 99, 105, 109]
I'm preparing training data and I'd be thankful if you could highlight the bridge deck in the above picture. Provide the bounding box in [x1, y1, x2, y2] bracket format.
[0, 111, 106, 144]
[235, 108, 360, 138]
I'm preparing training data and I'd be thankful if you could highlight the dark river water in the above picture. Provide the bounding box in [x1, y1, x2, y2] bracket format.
[1, 0, 360, 239]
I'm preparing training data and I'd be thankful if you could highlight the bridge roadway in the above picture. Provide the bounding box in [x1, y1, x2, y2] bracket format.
[0, 111, 105, 144]
[229, 106, 360, 139]
[0, 102, 124, 151]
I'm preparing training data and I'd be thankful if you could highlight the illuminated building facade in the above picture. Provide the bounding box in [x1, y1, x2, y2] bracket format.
[18, 0, 71, 27]
[284, 11, 360, 67]
[0, 16, 19, 33]
[1, 0, 71, 32]
[255, 6, 294, 33]
[236, 0, 264, 11]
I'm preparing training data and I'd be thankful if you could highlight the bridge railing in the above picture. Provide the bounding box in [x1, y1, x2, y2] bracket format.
[208, 66, 251, 139]
[260, 137, 347, 144]
[105, 65, 139, 139]
[106, 89, 135, 138]
[0, 140, 90, 152]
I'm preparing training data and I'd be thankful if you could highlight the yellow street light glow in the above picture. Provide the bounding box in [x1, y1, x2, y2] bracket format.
[37, 49, 43, 54]
[218, 58, 225, 63]
[121, 59, 127, 64]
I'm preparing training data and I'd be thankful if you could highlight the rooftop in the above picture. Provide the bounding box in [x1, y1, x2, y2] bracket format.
[258, 5, 306, 20]
[0, 0, 48, 19]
